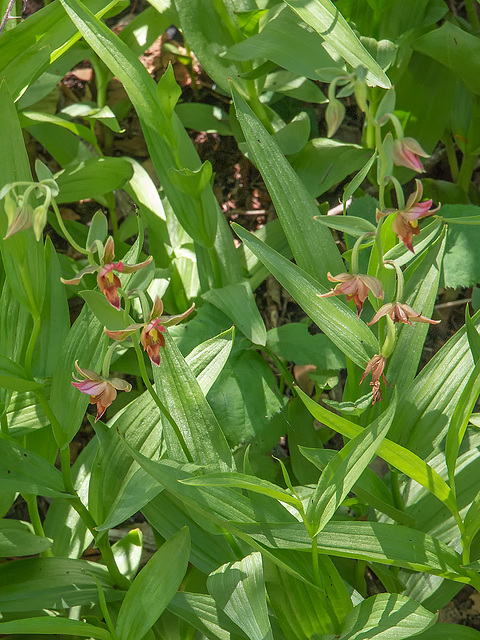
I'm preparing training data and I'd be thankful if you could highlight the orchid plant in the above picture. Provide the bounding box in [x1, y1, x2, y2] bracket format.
[2, 1, 480, 640]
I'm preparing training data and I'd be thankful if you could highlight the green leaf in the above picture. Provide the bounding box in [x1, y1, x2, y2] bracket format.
[340, 593, 437, 639]
[267, 323, 345, 369]
[207, 552, 273, 640]
[0, 519, 52, 556]
[414, 625, 480, 639]
[0, 437, 69, 498]
[313, 214, 377, 237]
[234, 520, 470, 582]
[55, 157, 133, 204]
[307, 396, 397, 534]
[203, 282, 266, 346]
[0, 616, 113, 639]
[112, 528, 143, 581]
[168, 161, 213, 199]
[117, 527, 190, 640]
[156, 62, 182, 119]
[181, 472, 302, 509]
[265, 560, 337, 638]
[0, 557, 123, 611]
[231, 84, 344, 285]
[413, 22, 480, 95]
[440, 204, 480, 288]
[176, 103, 232, 135]
[80, 290, 131, 331]
[153, 330, 235, 471]
[186, 327, 234, 395]
[300, 447, 415, 527]
[169, 591, 247, 640]
[86, 211, 108, 250]
[283, 0, 390, 88]
[343, 151, 377, 202]
[0, 355, 43, 391]
[296, 387, 457, 515]
[232, 223, 378, 367]
[6, 385, 50, 437]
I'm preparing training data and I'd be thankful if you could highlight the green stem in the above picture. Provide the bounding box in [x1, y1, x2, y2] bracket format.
[374, 216, 385, 274]
[1, 413, 8, 435]
[351, 232, 375, 275]
[442, 133, 459, 182]
[207, 246, 223, 289]
[312, 536, 341, 634]
[354, 560, 367, 598]
[96, 579, 120, 640]
[457, 152, 478, 194]
[465, 0, 480, 29]
[388, 175, 405, 210]
[132, 334, 193, 463]
[390, 469, 405, 513]
[384, 260, 404, 302]
[34, 390, 64, 448]
[24, 314, 41, 379]
[105, 192, 119, 241]
[51, 198, 89, 255]
[262, 345, 296, 394]
[24, 494, 53, 557]
[102, 342, 117, 379]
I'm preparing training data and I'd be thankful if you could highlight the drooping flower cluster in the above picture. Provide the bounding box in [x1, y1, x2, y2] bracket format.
[360, 354, 389, 405]
[62, 237, 152, 309]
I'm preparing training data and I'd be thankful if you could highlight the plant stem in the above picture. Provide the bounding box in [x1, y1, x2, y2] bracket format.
[24, 493, 53, 557]
[51, 198, 89, 255]
[457, 152, 478, 194]
[312, 536, 341, 634]
[1, 413, 8, 435]
[132, 334, 193, 463]
[443, 133, 459, 182]
[24, 314, 41, 379]
[465, 0, 480, 29]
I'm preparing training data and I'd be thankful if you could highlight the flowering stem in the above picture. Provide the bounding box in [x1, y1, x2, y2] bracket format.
[101, 342, 117, 379]
[24, 314, 41, 380]
[385, 260, 404, 302]
[442, 133, 459, 182]
[23, 494, 53, 557]
[132, 334, 194, 464]
[351, 232, 375, 275]
[51, 198, 89, 255]
[374, 216, 385, 273]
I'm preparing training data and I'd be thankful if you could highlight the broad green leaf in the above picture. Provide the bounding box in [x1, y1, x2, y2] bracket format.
[0, 519, 52, 556]
[173, 0, 246, 94]
[89, 391, 163, 528]
[203, 282, 267, 346]
[168, 162, 213, 199]
[112, 527, 143, 581]
[466, 307, 480, 362]
[445, 356, 480, 488]
[296, 388, 457, 515]
[225, 5, 343, 81]
[0, 82, 46, 319]
[208, 552, 273, 640]
[169, 592, 247, 640]
[263, 70, 326, 103]
[266, 324, 345, 369]
[44, 437, 97, 558]
[390, 309, 480, 457]
[340, 594, 436, 639]
[0, 557, 124, 611]
[231, 84, 344, 285]
[60, 0, 221, 251]
[415, 625, 480, 639]
[117, 528, 190, 640]
[0, 617, 113, 639]
[80, 289, 131, 331]
[144, 491, 238, 575]
[176, 103, 232, 136]
[181, 472, 303, 509]
[440, 205, 480, 288]
[34, 236, 70, 378]
[382, 219, 442, 268]
[234, 520, 472, 583]
[152, 331, 234, 471]
[300, 447, 415, 527]
[0, 438, 69, 498]
[186, 327, 234, 395]
[55, 157, 133, 204]
[0, 355, 43, 392]
[86, 210, 108, 249]
[232, 222, 378, 367]
[264, 559, 337, 638]
[313, 214, 377, 237]
[385, 230, 445, 395]
[19, 110, 98, 148]
[284, 0, 390, 88]
[307, 396, 397, 534]
[413, 22, 480, 95]
[343, 152, 377, 203]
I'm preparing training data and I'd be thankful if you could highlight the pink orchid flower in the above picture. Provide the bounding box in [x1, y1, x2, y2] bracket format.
[392, 137, 429, 173]
[62, 237, 152, 309]
[376, 180, 440, 253]
[105, 297, 195, 366]
[71, 361, 131, 421]
[318, 272, 384, 317]
[367, 301, 440, 326]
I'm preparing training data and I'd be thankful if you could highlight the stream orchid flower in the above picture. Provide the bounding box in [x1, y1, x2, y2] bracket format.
[360, 354, 389, 405]
[61, 237, 152, 309]
[71, 361, 131, 421]
[367, 301, 440, 326]
[318, 272, 384, 317]
[376, 180, 440, 253]
[105, 297, 195, 366]
[392, 137, 429, 173]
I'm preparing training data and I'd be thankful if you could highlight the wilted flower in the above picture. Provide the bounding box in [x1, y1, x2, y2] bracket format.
[360, 354, 389, 405]
[367, 301, 440, 326]
[318, 272, 384, 317]
[392, 138, 429, 173]
[61, 237, 152, 309]
[105, 296, 195, 366]
[71, 360, 131, 421]
[376, 180, 440, 253]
